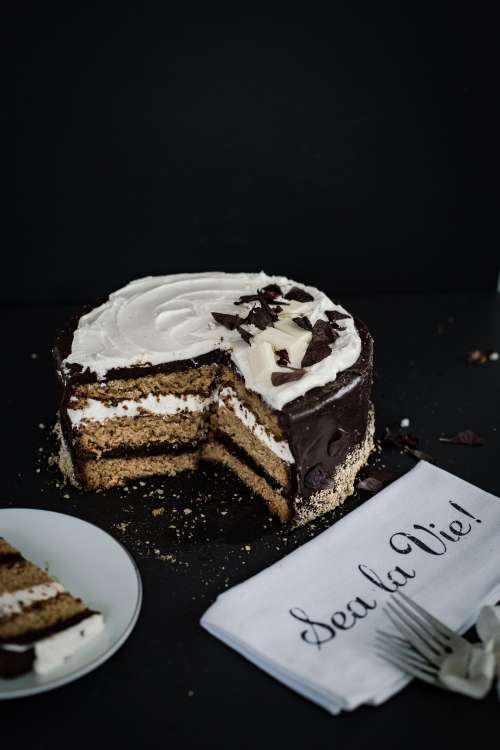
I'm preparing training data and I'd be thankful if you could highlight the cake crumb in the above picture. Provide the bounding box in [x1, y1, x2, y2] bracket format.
[183, 508, 192, 515]
[152, 507, 165, 517]
[400, 418, 410, 428]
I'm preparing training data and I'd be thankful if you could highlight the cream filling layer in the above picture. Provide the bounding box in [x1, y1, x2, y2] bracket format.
[0, 582, 65, 618]
[68, 392, 212, 429]
[34, 613, 104, 675]
[218, 387, 294, 464]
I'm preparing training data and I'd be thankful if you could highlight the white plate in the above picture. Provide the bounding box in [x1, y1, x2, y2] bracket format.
[0, 508, 142, 699]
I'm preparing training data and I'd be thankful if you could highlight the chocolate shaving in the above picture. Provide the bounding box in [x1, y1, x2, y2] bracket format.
[383, 427, 419, 450]
[325, 310, 350, 323]
[299, 315, 338, 367]
[263, 298, 288, 306]
[357, 476, 384, 494]
[271, 369, 305, 386]
[235, 291, 285, 306]
[293, 316, 313, 331]
[234, 294, 260, 306]
[406, 448, 436, 463]
[312, 319, 336, 343]
[245, 305, 274, 330]
[304, 464, 328, 490]
[330, 321, 344, 332]
[237, 325, 253, 345]
[301, 339, 331, 367]
[284, 287, 314, 303]
[358, 470, 398, 494]
[260, 283, 282, 300]
[259, 295, 279, 323]
[211, 312, 241, 330]
[275, 348, 290, 367]
[439, 430, 485, 446]
[383, 426, 435, 462]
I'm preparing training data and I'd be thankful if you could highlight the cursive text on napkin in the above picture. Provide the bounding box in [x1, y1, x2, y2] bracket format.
[289, 500, 483, 649]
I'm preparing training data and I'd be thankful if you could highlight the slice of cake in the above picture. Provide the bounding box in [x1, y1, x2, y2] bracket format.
[0, 537, 103, 678]
[54, 272, 374, 526]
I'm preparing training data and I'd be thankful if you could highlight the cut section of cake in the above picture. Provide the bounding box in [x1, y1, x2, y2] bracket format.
[54, 272, 374, 526]
[0, 537, 103, 678]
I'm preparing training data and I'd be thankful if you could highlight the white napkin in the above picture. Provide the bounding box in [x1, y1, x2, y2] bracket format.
[201, 462, 500, 714]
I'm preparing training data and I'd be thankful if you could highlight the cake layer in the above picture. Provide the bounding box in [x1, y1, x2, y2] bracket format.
[0, 558, 53, 594]
[79, 449, 200, 489]
[215, 404, 291, 488]
[218, 368, 287, 441]
[217, 386, 293, 463]
[0, 539, 19, 557]
[213, 432, 287, 491]
[0, 591, 86, 641]
[202, 440, 291, 523]
[74, 412, 208, 458]
[70, 364, 218, 402]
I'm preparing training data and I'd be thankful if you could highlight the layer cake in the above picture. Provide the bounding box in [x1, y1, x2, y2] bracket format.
[54, 272, 374, 525]
[0, 537, 103, 678]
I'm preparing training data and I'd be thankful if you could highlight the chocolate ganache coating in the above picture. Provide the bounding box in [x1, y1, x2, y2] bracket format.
[278, 320, 373, 509]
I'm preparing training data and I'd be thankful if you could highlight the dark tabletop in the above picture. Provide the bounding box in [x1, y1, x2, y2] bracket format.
[1, 291, 499, 747]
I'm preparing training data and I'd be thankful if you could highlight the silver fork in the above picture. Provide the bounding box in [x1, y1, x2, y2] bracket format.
[375, 591, 474, 687]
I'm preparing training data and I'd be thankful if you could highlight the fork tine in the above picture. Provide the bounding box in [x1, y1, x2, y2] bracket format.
[375, 632, 438, 669]
[389, 595, 449, 649]
[386, 600, 444, 653]
[375, 636, 436, 672]
[376, 643, 438, 676]
[375, 649, 439, 685]
[384, 604, 442, 662]
[375, 629, 411, 647]
[395, 591, 463, 641]
[376, 629, 429, 656]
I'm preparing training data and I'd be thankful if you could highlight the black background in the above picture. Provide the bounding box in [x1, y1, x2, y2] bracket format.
[9, 2, 499, 303]
[4, 4, 500, 748]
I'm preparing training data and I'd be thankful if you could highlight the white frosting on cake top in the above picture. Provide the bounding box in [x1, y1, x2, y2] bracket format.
[63, 272, 361, 410]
